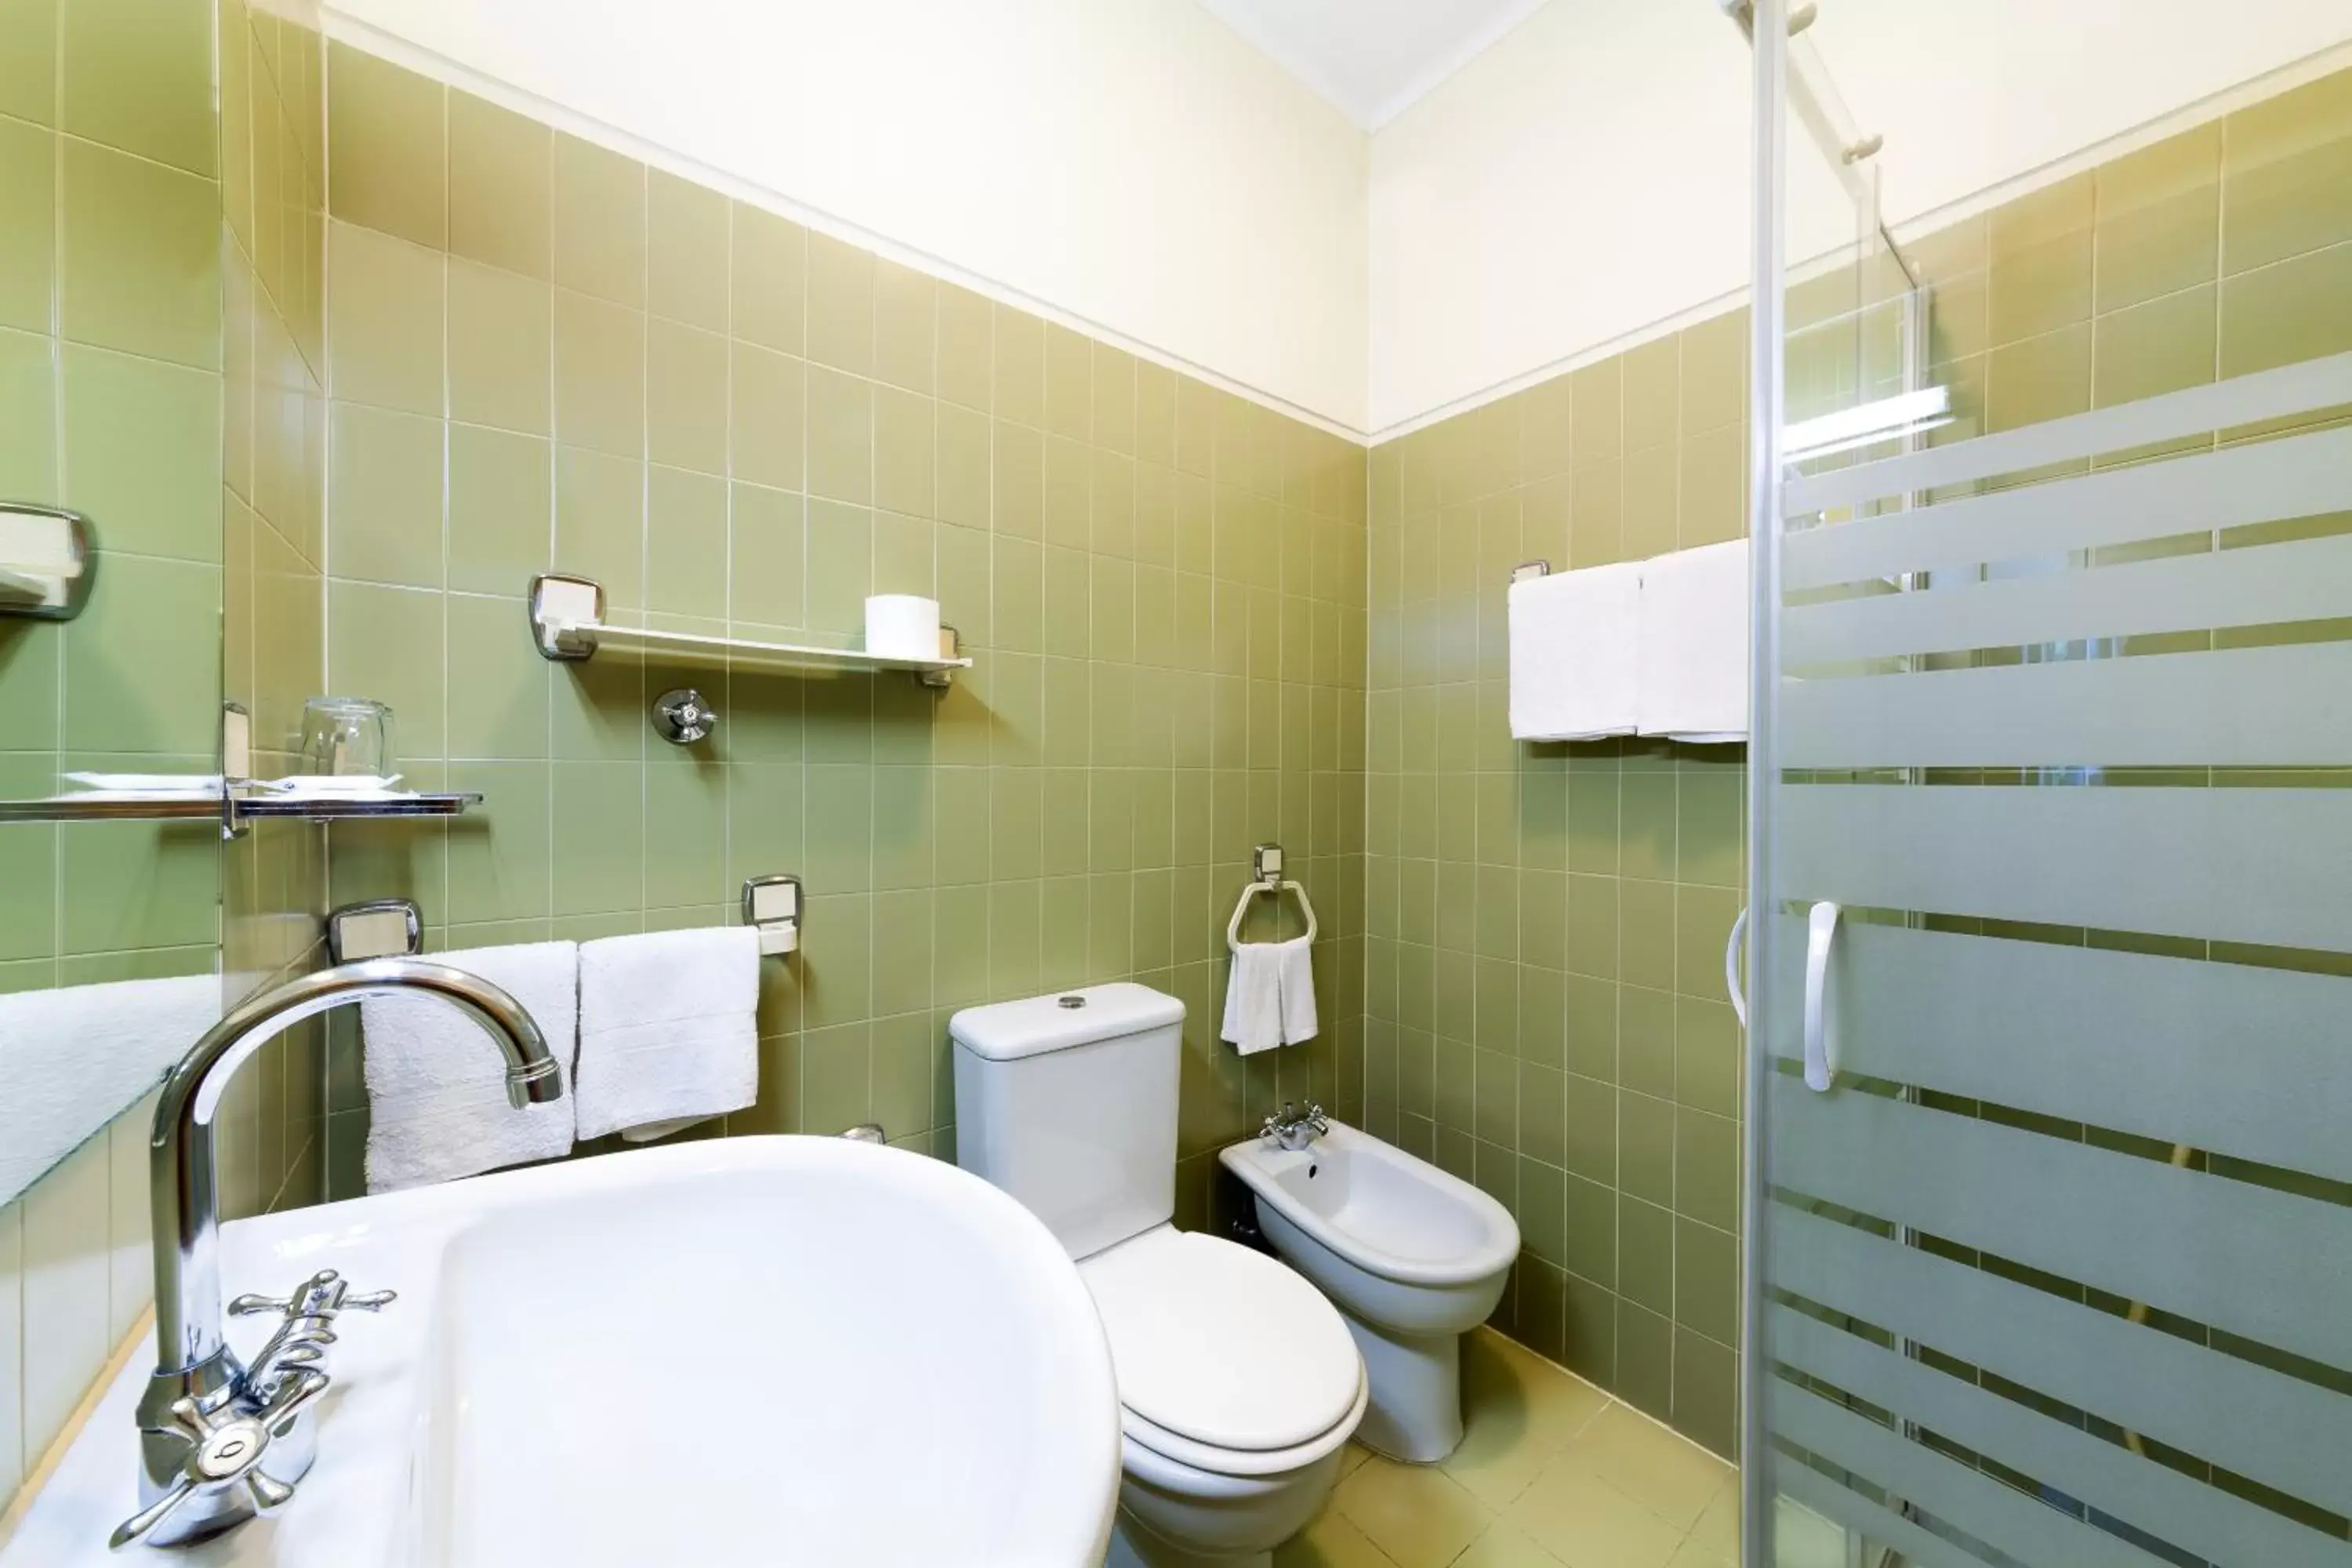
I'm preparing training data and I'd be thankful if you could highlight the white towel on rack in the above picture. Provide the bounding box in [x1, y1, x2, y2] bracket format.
[1637, 539, 1751, 741]
[574, 927, 760, 1142]
[1221, 942, 1285, 1054]
[1222, 936, 1317, 1054]
[1276, 937, 1318, 1044]
[0, 972, 221, 1208]
[1508, 562, 1642, 740]
[361, 942, 579, 1193]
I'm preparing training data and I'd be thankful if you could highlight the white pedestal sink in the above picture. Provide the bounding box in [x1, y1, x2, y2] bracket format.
[0, 1137, 1122, 1567]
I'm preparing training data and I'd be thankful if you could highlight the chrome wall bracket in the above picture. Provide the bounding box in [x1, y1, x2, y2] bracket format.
[743, 873, 801, 956]
[0, 503, 96, 622]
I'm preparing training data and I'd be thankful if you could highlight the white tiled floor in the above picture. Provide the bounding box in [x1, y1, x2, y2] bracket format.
[1276, 1330, 1738, 1568]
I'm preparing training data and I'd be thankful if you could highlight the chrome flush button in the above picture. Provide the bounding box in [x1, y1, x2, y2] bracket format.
[1058, 995, 1085, 1009]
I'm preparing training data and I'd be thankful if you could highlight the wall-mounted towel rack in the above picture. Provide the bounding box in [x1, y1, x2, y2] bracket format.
[528, 575, 972, 688]
[1227, 843, 1316, 953]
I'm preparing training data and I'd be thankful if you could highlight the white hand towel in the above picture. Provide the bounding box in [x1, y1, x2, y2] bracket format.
[0, 972, 221, 1207]
[1508, 562, 1642, 741]
[361, 942, 579, 1193]
[1637, 539, 1751, 741]
[1220, 943, 1284, 1055]
[575, 927, 760, 1142]
[1276, 936, 1319, 1045]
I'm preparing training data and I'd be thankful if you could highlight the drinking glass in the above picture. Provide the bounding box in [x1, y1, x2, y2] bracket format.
[299, 697, 394, 778]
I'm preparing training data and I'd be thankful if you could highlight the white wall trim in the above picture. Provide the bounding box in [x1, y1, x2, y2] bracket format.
[1879, 36, 2352, 257]
[321, 7, 1374, 445]
[1367, 284, 1748, 445]
[321, 10, 2352, 453]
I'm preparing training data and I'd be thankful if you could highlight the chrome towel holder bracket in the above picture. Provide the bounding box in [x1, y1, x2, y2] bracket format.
[1227, 843, 1317, 953]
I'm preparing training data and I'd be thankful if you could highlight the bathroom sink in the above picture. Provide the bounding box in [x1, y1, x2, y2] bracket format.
[0, 1137, 1121, 1567]
[407, 1141, 1119, 1564]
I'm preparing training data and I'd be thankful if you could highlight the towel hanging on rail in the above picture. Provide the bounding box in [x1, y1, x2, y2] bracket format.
[1222, 876, 1319, 1052]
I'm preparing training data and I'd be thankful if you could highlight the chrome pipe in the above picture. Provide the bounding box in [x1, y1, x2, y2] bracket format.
[149, 957, 558, 1373]
[133, 958, 558, 1547]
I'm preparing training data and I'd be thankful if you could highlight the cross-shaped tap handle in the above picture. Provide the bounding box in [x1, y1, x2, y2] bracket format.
[228, 1268, 397, 1319]
[108, 1370, 329, 1548]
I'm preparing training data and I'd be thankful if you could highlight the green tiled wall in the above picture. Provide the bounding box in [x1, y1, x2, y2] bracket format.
[314, 46, 1370, 1214]
[1364, 317, 1751, 1457]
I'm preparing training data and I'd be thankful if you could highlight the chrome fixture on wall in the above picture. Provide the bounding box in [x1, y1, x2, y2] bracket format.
[0, 502, 95, 621]
[742, 874, 802, 955]
[326, 898, 423, 963]
[653, 688, 718, 744]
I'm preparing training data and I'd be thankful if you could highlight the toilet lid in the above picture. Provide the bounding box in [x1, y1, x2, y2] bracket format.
[1080, 1229, 1361, 1454]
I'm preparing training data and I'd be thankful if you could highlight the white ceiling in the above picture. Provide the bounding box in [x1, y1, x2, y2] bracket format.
[1196, 0, 1554, 130]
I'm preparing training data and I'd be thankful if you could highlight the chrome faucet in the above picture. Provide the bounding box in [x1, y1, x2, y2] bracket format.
[113, 958, 561, 1550]
[1260, 1101, 1330, 1152]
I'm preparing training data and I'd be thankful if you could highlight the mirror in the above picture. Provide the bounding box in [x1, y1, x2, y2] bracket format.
[0, 5, 333, 1216]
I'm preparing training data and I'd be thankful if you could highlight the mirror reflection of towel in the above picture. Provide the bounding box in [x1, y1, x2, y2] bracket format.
[0, 972, 222, 1207]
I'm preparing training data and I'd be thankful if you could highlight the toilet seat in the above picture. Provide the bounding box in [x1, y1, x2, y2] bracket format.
[1119, 1373, 1369, 1479]
[1081, 1227, 1364, 1476]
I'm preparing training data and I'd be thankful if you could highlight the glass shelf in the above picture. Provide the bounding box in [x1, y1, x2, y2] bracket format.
[528, 573, 971, 688]
[0, 791, 482, 826]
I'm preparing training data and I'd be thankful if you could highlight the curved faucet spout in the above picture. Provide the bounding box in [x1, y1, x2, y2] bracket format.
[148, 958, 560, 1378]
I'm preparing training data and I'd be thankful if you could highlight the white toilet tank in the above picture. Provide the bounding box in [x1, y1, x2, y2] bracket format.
[950, 983, 1185, 1260]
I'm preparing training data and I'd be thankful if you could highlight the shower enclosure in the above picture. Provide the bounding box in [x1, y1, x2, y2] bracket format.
[1741, 3, 2352, 1564]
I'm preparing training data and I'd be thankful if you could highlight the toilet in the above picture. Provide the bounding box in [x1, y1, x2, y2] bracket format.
[1221, 1119, 1519, 1463]
[953, 984, 1367, 1567]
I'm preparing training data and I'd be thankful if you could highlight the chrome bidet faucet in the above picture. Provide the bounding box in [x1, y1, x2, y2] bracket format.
[1261, 1101, 1330, 1152]
[111, 959, 562, 1550]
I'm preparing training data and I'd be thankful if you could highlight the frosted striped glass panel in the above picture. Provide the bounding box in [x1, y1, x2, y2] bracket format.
[1772, 1208, 2352, 1523]
[1764, 919, 2352, 1181]
[1775, 1465, 1984, 1568]
[1784, 531, 2352, 667]
[1784, 420, 2352, 591]
[1772, 1086, 2352, 1370]
[1783, 350, 2352, 517]
[1780, 783, 2348, 950]
[1769, 1305, 2344, 1568]
[1780, 641, 2352, 768]
[1762, 343, 2352, 1566]
[1771, 1381, 2157, 1566]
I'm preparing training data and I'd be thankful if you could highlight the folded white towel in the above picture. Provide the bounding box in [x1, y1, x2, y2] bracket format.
[1276, 936, 1318, 1044]
[1638, 539, 1751, 741]
[574, 927, 760, 1142]
[0, 972, 221, 1207]
[1221, 942, 1284, 1054]
[1508, 562, 1642, 741]
[361, 942, 579, 1193]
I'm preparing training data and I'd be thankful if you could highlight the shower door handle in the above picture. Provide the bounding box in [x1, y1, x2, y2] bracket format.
[1724, 906, 1749, 1029]
[1803, 902, 1840, 1091]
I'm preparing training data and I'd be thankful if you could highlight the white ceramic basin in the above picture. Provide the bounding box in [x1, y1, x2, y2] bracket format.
[1, 1137, 1121, 1568]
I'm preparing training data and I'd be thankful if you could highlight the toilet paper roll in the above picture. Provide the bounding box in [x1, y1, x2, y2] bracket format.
[864, 594, 942, 660]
